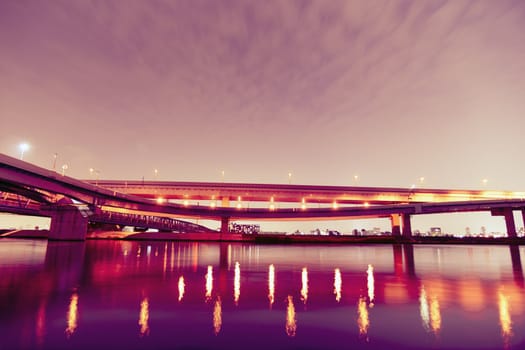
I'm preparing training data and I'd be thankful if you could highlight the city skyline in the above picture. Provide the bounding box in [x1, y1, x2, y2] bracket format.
[1, 0, 525, 233]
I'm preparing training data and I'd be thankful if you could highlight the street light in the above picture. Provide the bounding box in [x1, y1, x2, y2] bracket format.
[19, 143, 30, 160]
[90, 168, 100, 185]
[408, 184, 416, 201]
[154, 168, 158, 179]
[353, 174, 359, 185]
[482, 178, 488, 187]
[288, 172, 292, 184]
[53, 153, 58, 171]
[61, 164, 69, 176]
[221, 170, 225, 182]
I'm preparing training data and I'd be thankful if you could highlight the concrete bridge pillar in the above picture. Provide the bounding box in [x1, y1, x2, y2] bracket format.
[491, 208, 517, 238]
[522, 209, 525, 235]
[402, 214, 412, 237]
[220, 216, 230, 234]
[390, 214, 401, 236]
[49, 205, 88, 241]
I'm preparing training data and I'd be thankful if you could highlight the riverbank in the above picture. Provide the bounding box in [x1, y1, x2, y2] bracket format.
[1, 228, 525, 244]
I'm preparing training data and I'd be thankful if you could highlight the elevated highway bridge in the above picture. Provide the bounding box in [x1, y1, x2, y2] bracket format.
[87, 179, 523, 206]
[1, 153, 524, 240]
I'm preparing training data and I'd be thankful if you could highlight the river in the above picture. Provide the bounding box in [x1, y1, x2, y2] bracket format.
[0, 238, 524, 349]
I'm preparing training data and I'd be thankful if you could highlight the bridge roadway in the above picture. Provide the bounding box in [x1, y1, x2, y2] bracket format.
[87, 179, 524, 205]
[1, 152, 525, 240]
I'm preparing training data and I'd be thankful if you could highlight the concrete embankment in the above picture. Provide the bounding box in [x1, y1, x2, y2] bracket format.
[0, 229, 49, 238]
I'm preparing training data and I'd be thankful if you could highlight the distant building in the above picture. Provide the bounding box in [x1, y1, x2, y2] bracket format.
[429, 227, 442, 236]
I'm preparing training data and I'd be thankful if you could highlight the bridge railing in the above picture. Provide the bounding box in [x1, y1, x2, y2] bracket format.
[89, 211, 215, 233]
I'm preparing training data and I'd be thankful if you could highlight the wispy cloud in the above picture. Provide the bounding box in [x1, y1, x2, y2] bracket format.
[1, 0, 524, 187]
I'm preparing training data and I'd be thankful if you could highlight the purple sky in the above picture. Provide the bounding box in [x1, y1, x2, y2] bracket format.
[1, 1, 525, 232]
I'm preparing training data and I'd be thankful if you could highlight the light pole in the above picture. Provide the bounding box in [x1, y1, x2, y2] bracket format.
[353, 174, 359, 185]
[482, 178, 488, 187]
[19, 143, 30, 160]
[90, 168, 100, 185]
[53, 153, 58, 171]
[221, 170, 225, 182]
[154, 168, 158, 180]
[408, 184, 416, 201]
[61, 164, 69, 176]
[288, 172, 292, 185]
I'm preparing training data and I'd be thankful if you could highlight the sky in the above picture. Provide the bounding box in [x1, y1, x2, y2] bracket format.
[1, 0, 525, 233]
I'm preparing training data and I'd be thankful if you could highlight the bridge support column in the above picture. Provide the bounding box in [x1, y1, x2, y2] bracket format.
[390, 214, 401, 236]
[220, 216, 230, 234]
[522, 209, 525, 235]
[49, 205, 88, 240]
[491, 208, 517, 238]
[403, 244, 416, 277]
[402, 214, 412, 237]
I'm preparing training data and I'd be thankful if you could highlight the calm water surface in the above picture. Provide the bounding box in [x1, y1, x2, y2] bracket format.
[1, 238, 524, 350]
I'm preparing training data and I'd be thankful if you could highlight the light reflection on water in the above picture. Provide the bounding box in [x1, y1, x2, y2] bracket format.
[65, 292, 78, 337]
[138, 296, 149, 337]
[268, 264, 275, 308]
[178, 276, 185, 302]
[357, 296, 369, 341]
[367, 264, 374, 306]
[213, 296, 222, 335]
[334, 268, 341, 302]
[300, 267, 308, 304]
[205, 265, 213, 301]
[233, 262, 240, 305]
[285, 295, 297, 337]
[499, 288, 512, 349]
[0, 239, 524, 349]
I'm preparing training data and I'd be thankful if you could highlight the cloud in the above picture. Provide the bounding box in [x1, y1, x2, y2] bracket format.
[1, 0, 524, 187]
